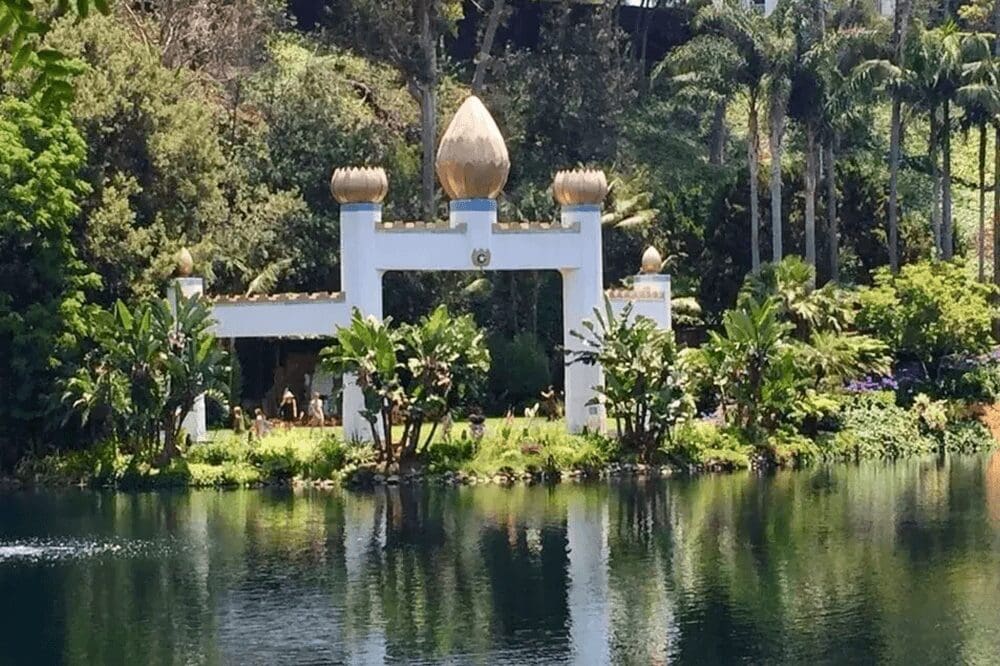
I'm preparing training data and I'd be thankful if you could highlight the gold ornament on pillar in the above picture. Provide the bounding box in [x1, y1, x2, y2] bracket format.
[330, 167, 389, 204]
[552, 169, 608, 206]
[435, 96, 510, 199]
[175, 247, 194, 277]
[640, 246, 663, 274]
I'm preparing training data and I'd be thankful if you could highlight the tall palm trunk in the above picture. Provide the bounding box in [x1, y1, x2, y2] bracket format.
[888, 0, 912, 273]
[978, 122, 987, 281]
[930, 104, 942, 256]
[825, 137, 838, 283]
[804, 123, 818, 283]
[748, 95, 761, 271]
[942, 99, 954, 259]
[769, 99, 786, 263]
[710, 99, 727, 166]
[993, 1, 1000, 335]
[888, 96, 902, 271]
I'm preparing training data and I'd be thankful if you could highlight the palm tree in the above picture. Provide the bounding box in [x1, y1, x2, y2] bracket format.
[695, 2, 792, 271]
[854, 22, 962, 263]
[793, 6, 879, 283]
[957, 34, 1000, 281]
[887, 0, 913, 271]
[788, 0, 828, 283]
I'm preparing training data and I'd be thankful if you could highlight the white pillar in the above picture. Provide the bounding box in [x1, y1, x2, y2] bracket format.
[339, 202, 384, 442]
[560, 204, 605, 434]
[168, 277, 208, 442]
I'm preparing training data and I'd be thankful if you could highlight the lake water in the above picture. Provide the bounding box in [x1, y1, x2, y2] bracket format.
[2, 454, 1000, 665]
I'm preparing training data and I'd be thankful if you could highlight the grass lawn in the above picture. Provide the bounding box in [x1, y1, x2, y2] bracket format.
[207, 416, 569, 447]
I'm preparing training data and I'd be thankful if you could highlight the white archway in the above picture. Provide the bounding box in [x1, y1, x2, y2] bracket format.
[179, 96, 671, 442]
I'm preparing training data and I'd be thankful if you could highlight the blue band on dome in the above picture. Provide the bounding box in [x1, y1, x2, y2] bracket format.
[340, 202, 381, 213]
[560, 204, 600, 214]
[450, 199, 497, 213]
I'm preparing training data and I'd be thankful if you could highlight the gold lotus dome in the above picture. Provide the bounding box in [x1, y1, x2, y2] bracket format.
[435, 96, 510, 200]
[640, 245, 663, 274]
[175, 247, 194, 277]
[552, 169, 608, 206]
[330, 167, 389, 204]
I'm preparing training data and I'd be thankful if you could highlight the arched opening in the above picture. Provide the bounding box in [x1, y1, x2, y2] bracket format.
[382, 269, 565, 418]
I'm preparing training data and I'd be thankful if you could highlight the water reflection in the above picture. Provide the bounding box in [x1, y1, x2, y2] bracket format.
[1, 455, 999, 664]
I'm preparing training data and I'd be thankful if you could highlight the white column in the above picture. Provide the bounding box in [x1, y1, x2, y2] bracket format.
[560, 204, 605, 434]
[632, 273, 673, 330]
[339, 203, 384, 442]
[168, 277, 208, 442]
[450, 198, 494, 269]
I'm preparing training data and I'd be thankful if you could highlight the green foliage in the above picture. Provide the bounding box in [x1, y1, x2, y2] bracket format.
[941, 419, 994, 453]
[303, 436, 348, 479]
[322, 306, 491, 462]
[0, 0, 111, 108]
[249, 440, 301, 481]
[569, 298, 694, 462]
[857, 260, 994, 365]
[670, 421, 751, 470]
[700, 297, 805, 441]
[487, 332, 551, 411]
[0, 97, 92, 467]
[63, 294, 229, 460]
[740, 257, 856, 337]
[829, 391, 937, 460]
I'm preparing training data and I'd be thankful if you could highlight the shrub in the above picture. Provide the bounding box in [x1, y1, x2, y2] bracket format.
[941, 420, 995, 453]
[15, 439, 124, 486]
[699, 297, 808, 441]
[250, 441, 301, 481]
[187, 437, 251, 465]
[568, 298, 693, 461]
[670, 421, 751, 469]
[828, 391, 936, 460]
[857, 261, 994, 367]
[303, 436, 348, 479]
[934, 352, 1000, 402]
[188, 462, 261, 487]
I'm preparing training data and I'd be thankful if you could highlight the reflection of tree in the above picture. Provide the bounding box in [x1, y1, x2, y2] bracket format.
[37, 457, 1000, 663]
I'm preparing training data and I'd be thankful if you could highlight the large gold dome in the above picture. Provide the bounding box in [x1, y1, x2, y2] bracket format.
[435, 96, 510, 200]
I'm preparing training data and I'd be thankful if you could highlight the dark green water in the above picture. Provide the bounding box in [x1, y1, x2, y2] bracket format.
[2, 454, 1000, 665]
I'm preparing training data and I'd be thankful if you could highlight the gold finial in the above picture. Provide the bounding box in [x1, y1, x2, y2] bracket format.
[552, 169, 608, 206]
[175, 247, 194, 277]
[640, 246, 663, 274]
[330, 167, 389, 204]
[435, 95, 510, 200]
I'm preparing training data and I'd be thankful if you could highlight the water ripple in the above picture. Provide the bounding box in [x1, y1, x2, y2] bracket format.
[0, 537, 167, 563]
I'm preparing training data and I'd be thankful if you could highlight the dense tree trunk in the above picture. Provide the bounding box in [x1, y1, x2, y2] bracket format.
[825, 138, 838, 283]
[805, 123, 817, 283]
[748, 96, 761, 272]
[888, 0, 912, 272]
[710, 99, 727, 166]
[978, 122, 987, 281]
[418, 0, 437, 222]
[769, 96, 786, 263]
[471, 0, 506, 94]
[993, 0, 1000, 334]
[942, 99, 954, 259]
